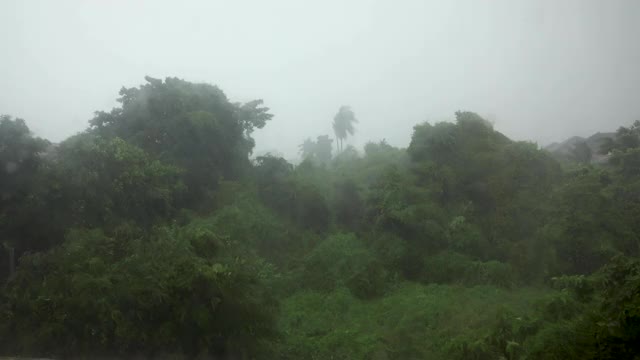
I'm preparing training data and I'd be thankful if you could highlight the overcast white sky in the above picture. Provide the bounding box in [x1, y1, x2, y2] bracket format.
[1, 0, 639, 158]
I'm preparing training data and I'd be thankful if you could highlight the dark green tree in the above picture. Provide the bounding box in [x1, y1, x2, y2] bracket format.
[53, 133, 185, 227]
[254, 155, 295, 214]
[0, 115, 49, 279]
[0, 222, 276, 358]
[89, 76, 272, 206]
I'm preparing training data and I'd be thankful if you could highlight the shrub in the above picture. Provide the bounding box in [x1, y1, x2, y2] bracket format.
[422, 251, 515, 287]
[302, 233, 390, 298]
[0, 224, 276, 358]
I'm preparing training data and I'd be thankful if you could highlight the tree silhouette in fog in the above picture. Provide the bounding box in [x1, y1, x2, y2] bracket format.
[333, 105, 357, 152]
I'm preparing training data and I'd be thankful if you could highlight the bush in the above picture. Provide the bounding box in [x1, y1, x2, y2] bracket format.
[205, 184, 315, 266]
[550, 275, 596, 302]
[277, 283, 551, 360]
[368, 232, 408, 273]
[422, 251, 473, 283]
[302, 233, 390, 298]
[0, 223, 276, 358]
[422, 251, 515, 287]
[472, 260, 516, 288]
[447, 216, 490, 258]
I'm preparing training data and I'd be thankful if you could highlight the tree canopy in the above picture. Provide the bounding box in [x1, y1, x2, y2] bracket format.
[1, 79, 639, 359]
[89, 76, 272, 206]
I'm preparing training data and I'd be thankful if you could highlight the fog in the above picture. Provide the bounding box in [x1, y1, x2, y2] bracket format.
[1, 0, 639, 159]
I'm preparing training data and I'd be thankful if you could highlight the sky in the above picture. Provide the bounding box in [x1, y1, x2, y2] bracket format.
[1, 0, 639, 159]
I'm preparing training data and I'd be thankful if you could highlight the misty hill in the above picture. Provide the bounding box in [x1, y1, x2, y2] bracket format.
[545, 131, 615, 163]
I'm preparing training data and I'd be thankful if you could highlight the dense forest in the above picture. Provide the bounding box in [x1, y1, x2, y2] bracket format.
[1, 77, 639, 359]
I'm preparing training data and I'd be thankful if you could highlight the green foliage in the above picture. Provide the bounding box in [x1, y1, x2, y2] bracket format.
[276, 283, 550, 360]
[408, 114, 570, 279]
[253, 155, 295, 214]
[360, 140, 408, 184]
[4, 82, 640, 360]
[302, 233, 390, 298]
[254, 155, 330, 233]
[0, 222, 276, 358]
[54, 134, 185, 227]
[332, 178, 364, 230]
[592, 256, 640, 358]
[551, 275, 596, 302]
[365, 165, 444, 244]
[422, 251, 515, 288]
[572, 141, 593, 164]
[366, 232, 408, 275]
[89, 76, 272, 206]
[0, 115, 49, 189]
[201, 182, 316, 267]
[545, 167, 631, 275]
[298, 135, 334, 165]
[606, 120, 640, 153]
[0, 115, 53, 277]
[446, 216, 489, 257]
[458, 256, 640, 360]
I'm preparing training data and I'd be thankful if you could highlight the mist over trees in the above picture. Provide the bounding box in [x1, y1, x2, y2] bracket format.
[1, 77, 640, 359]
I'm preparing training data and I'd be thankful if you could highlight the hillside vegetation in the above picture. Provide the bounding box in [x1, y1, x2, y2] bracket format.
[1, 77, 639, 359]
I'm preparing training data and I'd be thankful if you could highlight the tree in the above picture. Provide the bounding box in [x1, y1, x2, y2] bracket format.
[603, 121, 640, 178]
[614, 120, 640, 151]
[297, 135, 333, 165]
[0, 223, 277, 358]
[54, 133, 185, 228]
[298, 138, 316, 160]
[0, 115, 49, 279]
[315, 135, 333, 164]
[544, 168, 627, 275]
[0, 116, 49, 208]
[332, 178, 364, 230]
[332, 106, 357, 152]
[89, 77, 273, 206]
[571, 141, 592, 164]
[254, 155, 295, 214]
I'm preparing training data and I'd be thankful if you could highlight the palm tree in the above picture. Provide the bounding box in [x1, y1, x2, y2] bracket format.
[332, 106, 357, 152]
